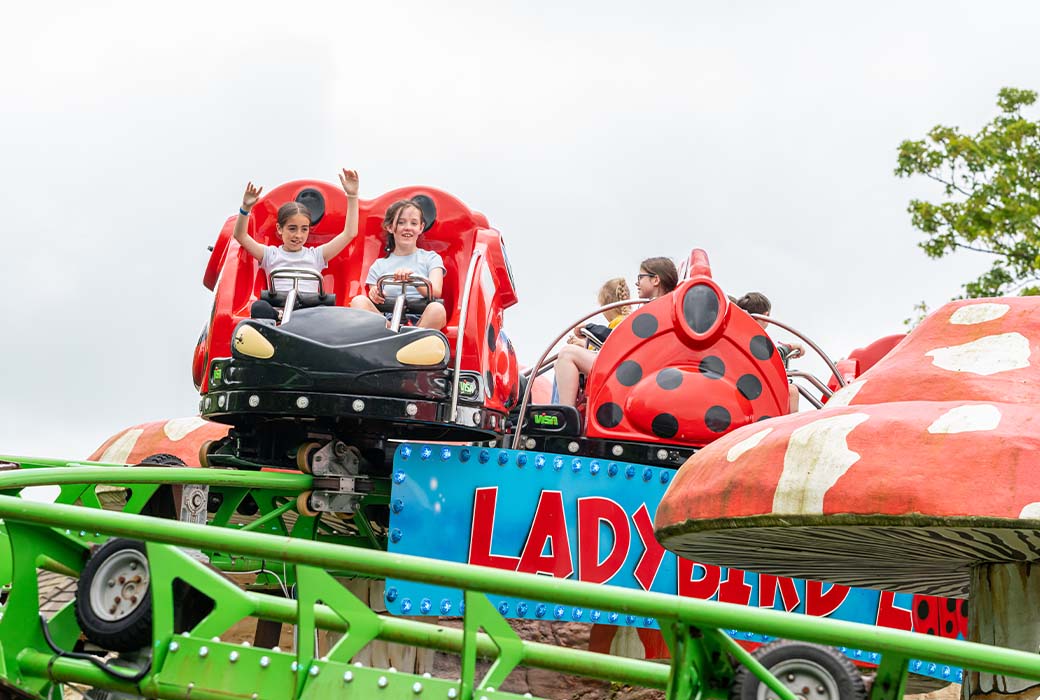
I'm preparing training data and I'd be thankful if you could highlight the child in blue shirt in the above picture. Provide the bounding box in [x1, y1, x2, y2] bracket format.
[350, 198, 447, 329]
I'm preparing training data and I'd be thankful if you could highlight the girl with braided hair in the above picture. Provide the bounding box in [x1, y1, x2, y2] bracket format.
[567, 277, 632, 346]
[555, 258, 678, 407]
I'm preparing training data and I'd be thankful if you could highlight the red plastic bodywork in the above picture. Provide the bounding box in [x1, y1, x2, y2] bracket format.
[582, 250, 790, 448]
[193, 180, 519, 414]
[828, 333, 905, 392]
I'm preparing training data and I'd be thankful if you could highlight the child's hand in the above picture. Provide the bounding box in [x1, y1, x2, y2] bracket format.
[392, 268, 414, 282]
[788, 342, 806, 359]
[339, 169, 359, 197]
[369, 286, 386, 304]
[242, 182, 263, 211]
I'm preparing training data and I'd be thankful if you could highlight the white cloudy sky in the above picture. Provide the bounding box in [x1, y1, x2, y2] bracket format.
[1, 0, 1034, 459]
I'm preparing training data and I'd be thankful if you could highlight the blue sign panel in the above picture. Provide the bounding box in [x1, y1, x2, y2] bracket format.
[386, 444, 964, 684]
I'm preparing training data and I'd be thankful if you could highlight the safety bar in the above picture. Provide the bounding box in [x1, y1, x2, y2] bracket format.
[376, 274, 434, 333]
[510, 299, 648, 450]
[267, 268, 326, 326]
[751, 314, 846, 389]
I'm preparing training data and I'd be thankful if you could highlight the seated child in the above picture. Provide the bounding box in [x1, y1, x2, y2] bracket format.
[555, 257, 678, 407]
[350, 198, 447, 330]
[567, 277, 632, 347]
[234, 169, 359, 319]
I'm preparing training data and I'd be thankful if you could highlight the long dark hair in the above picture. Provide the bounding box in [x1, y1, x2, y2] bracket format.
[640, 257, 679, 294]
[382, 199, 426, 254]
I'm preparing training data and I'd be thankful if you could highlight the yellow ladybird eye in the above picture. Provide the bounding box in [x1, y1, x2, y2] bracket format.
[233, 326, 274, 359]
[396, 336, 448, 366]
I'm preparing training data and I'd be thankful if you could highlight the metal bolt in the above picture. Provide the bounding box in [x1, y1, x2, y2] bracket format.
[229, 651, 239, 663]
[309, 666, 319, 677]
[169, 641, 179, 652]
[260, 656, 270, 668]
[378, 675, 389, 688]
[107, 579, 115, 587]
[291, 662, 299, 672]
[109, 605, 117, 614]
[114, 596, 121, 604]
[786, 674, 795, 681]
[344, 671, 354, 683]
[130, 596, 138, 604]
[412, 681, 423, 693]
[118, 576, 126, 584]
[199, 646, 209, 658]
[129, 562, 137, 570]
[448, 689, 458, 699]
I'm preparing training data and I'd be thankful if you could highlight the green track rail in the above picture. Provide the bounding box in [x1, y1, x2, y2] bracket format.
[0, 458, 1035, 699]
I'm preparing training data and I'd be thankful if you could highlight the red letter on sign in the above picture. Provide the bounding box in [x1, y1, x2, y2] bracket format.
[758, 575, 801, 612]
[517, 491, 574, 578]
[677, 558, 721, 600]
[805, 580, 850, 617]
[467, 487, 520, 571]
[631, 504, 666, 591]
[577, 497, 630, 584]
[719, 569, 753, 606]
[875, 590, 912, 631]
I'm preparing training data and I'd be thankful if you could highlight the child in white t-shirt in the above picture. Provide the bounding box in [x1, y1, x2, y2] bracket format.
[350, 198, 447, 329]
[233, 169, 360, 317]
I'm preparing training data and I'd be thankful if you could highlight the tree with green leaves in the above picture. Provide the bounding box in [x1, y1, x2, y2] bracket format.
[895, 87, 1040, 297]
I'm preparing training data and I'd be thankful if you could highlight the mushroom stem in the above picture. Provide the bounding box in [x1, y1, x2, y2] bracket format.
[965, 563, 1040, 699]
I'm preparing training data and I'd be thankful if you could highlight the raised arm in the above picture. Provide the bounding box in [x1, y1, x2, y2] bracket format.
[233, 182, 266, 262]
[321, 168, 359, 261]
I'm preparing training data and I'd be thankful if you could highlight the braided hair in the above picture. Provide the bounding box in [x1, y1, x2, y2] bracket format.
[597, 277, 632, 316]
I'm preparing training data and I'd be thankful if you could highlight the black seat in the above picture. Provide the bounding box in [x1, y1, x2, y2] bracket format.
[260, 289, 337, 308]
[376, 297, 443, 315]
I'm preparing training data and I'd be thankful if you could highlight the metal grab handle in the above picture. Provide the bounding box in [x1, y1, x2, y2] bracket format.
[267, 268, 326, 325]
[375, 274, 435, 333]
[787, 370, 834, 399]
[376, 274, 434, 302]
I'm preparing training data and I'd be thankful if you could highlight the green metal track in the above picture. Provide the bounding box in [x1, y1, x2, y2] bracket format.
[0, 458, 1036, 699]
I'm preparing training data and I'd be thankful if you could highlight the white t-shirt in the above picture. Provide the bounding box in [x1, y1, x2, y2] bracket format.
[366, 249, 446, 301]
[261, 245, 326, 294]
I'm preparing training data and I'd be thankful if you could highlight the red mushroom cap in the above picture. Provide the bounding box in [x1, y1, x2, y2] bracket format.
[655, 298, 1040, 597]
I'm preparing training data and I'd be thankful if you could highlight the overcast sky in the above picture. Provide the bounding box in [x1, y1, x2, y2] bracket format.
[2, 0, 1035, 460]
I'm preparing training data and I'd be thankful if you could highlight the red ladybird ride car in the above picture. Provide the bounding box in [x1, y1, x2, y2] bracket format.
[513, 250, 809, 467]
[194, 180, 519, 488]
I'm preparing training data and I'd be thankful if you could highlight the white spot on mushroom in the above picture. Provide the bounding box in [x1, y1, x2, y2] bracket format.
[774, 413, 870, 515]
[163, 416, 209, 442]
[726, 428, 773, 462]
[949, 303, 1010, 325]
[927, 404, 1002, 434]
[826, 380, 866, 408]
[925, 333, 1031, 376]
[98, 429, 143, 464]
[1019, 503, 1040, 519]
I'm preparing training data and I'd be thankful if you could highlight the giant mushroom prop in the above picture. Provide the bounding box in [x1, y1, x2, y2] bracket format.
[655, 298, 1040, 699]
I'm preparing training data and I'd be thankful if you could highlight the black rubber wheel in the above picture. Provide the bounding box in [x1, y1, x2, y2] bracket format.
[137, 453, 185, 467]
[730, 640, 866, 700]
[75, 538, 152, 652]
[137, 454, 186, 520]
